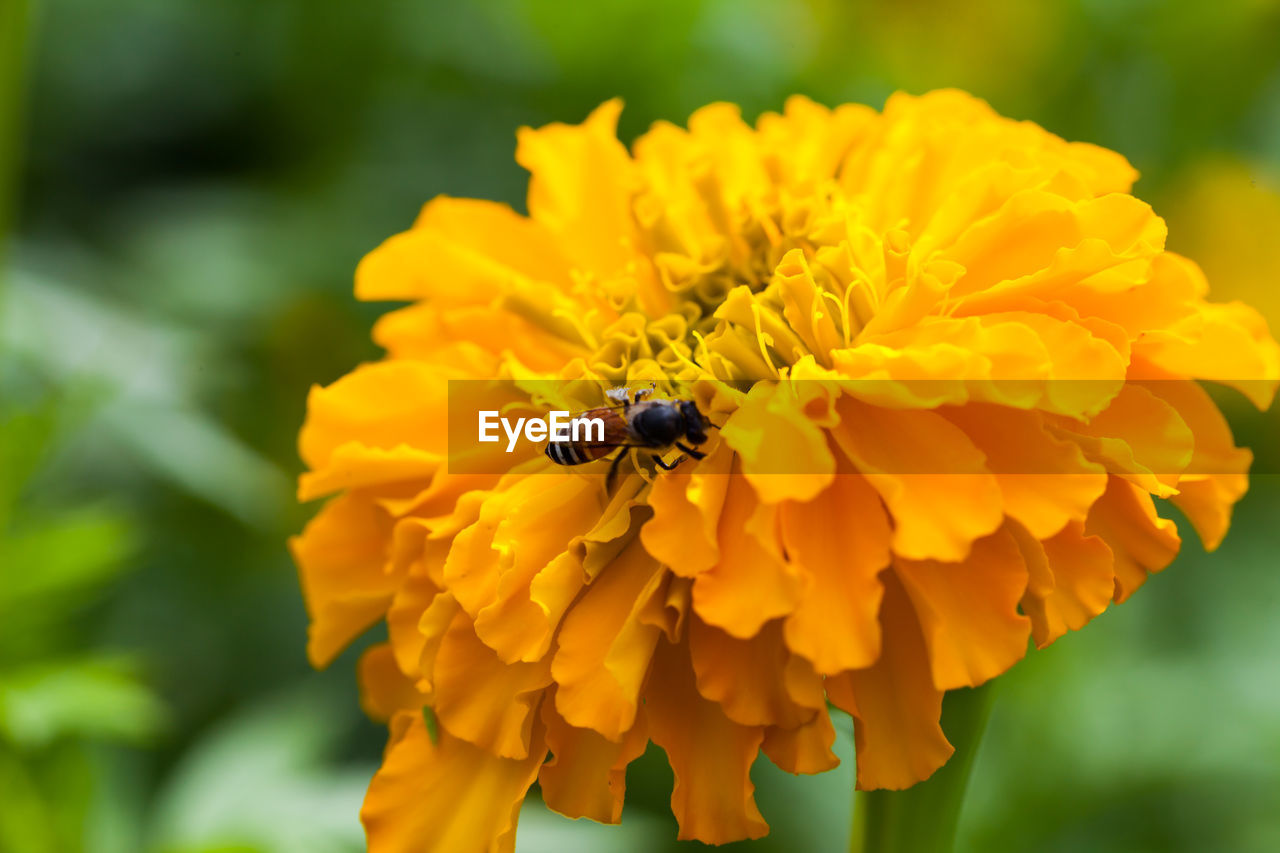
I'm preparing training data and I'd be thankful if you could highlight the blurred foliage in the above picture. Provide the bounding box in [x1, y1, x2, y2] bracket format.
[1, 0, 1278, 851]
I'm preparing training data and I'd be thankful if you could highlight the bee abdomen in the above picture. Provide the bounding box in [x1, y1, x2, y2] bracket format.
[545, 441, 588, 466]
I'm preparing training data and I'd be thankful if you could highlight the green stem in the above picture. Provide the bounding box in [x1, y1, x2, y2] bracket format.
[850, 682, 996, 853]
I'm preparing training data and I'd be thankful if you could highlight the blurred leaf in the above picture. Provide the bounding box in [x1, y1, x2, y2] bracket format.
[1, 272, 292, 527]
[83, 745, 150, 853]
[0, 506, 135, 606]
[148, 685, 370, 853]
[0, 400, 57, 530]
[515, 800, 668, 853]
[0, 505, 136, 659]
[0, 0, 32, 256]
[0, 748, 58, 853]
[0, 656, 166, 748]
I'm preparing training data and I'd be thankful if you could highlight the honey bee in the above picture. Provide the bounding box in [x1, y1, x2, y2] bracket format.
[544, 385, 710, 476]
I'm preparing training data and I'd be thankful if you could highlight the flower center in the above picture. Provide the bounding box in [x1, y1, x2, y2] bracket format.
[583, 192, 837, 383]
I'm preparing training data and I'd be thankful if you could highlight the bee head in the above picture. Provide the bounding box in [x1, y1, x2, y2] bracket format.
[679, 400, 709, 445]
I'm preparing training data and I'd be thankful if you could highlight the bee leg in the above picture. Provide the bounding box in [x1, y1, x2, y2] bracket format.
[652, 453, 682, 471]
[605, 450, 627, 492]
[675, 443, 706, 460]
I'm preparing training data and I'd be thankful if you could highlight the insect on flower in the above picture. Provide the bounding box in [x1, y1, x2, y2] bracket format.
[543, 384, 711, 481]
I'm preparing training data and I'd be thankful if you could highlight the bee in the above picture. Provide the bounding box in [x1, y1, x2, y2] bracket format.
[544, 385, 710, 477]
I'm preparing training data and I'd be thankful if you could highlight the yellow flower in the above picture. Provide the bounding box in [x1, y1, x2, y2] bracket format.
[290, 91, 1279, 851]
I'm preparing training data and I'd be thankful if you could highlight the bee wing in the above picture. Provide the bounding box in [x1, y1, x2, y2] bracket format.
[573, 408, 633, 445]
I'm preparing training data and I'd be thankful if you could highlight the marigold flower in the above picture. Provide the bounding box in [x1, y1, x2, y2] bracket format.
[291, 90, 1279, 851]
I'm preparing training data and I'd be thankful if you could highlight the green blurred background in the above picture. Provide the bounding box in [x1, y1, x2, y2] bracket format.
[2, 1, 1279, 851]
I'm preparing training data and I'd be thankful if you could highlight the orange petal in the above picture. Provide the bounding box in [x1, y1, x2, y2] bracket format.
[945, 191, 1161, 299]
[644, 639, 769, 844]
[892, 527, 1031, 690]
[689, 618, 820, 728]
[1171, 476, 1247, 553]
[1134, 294, 1280, 409]
[299, 361, 447, 475]
[372, 303, 584, 372]
[948, 193, 1165, 311]
[299, 443, 441, 503]
[362, 711, 545, 853]
[429, 608, 551, 760]
[1049, 382, 1193, 498]
[516, 100, 640, 281]
[551, 539, 668, 740]
[472, 476, 602, 662]
[780, 471, 890, 674]
[832, 397, 1004, 562]
[289, 493, 396, 668]
[942, 404, 1108, 539]
[721, 381, 835, 503]
[440, 474, 592, 627]
[1085, 477, 1181, 602]
[827, 573, 954, 790]
[1142, 372, 1252, 550]
[578, 473, 651, 580]
[355, 196, 569, 303]
[414, 590, 463, 700]
[359, 643, 428, 722]
[691, 459, 802, 638]
[757, 96, 877, 186]
[771, 248, 845, 361]
[1016, 520, 1115, 647]
[538, 700, 648, 824]
[761, 703, 840, 775]
[640, 438, 733, 577]
[386, 556, 441, 679]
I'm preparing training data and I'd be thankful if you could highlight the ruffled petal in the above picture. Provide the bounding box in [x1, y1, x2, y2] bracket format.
[289, 493, 396, 667]
[538, 700, 648, 824]
[359, 643, 428, 722]
[429, 608, 551, 759]
[362, 711, 545, 853]
[761, 702, 840, 775]
[689, 617, 820, 728]
[517, 99, 662, 316]
[721, 381, 835, 503]
[943, 404, 1108, 539]
[1049, 382, 1194, 498]
[780, 470, 891, 674]
[1143, 372, 1253, 549]
[645, 639, 769, 844]
[470, 477, 603, 662]
[827, 573, 953, 790]
[1085, 477, 1181, 602]
[892, 527, 1031, 690]
[551, 539, 668, 740]
[831, 397, 1004, 562]
[1135, 294, 1280, 409]
[691, 458, 803, 637]
[299, 361, 447, 473]
[641, 439, 734, 576]
[355, 196, 569, 303]
[1014, 520, 1115, 647]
